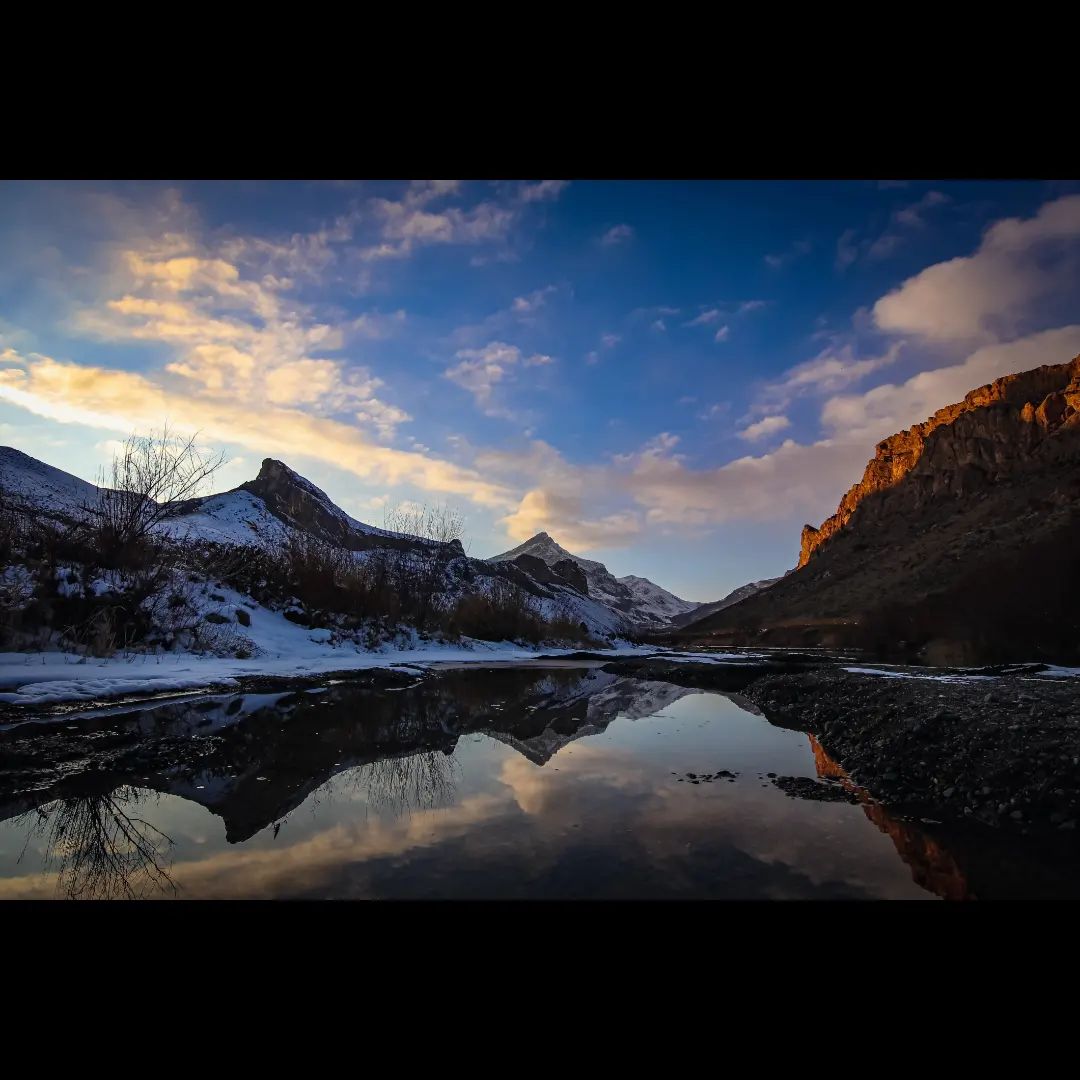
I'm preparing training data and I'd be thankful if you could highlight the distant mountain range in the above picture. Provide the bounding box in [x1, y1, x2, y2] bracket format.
[686, 353, 1080, 663]
[0, 448, 766, 637]
[490, 531, 706, 629]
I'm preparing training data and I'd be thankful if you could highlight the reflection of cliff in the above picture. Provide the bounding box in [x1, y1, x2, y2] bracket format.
[808, 735, 972, 900]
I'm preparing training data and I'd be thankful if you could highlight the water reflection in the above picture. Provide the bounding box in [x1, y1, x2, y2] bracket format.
[805, 736, 1080, 900]
[0, 667, 1076, 899]
[14, 787, 175, 900]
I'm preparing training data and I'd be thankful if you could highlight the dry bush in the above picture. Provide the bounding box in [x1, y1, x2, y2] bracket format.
[81, 425, 224, 567]
[383, 502, 465, 629]
[444, 580, 547, 643]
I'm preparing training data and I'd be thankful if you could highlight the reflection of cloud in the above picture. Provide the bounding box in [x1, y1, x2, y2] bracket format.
[498, 744, 652, 817]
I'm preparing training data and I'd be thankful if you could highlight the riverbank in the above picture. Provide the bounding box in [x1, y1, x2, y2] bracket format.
[601, 657, 1080, 835]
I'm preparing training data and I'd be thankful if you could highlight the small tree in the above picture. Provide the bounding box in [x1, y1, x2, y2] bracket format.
[383, 502, 465, 628]
[85, 425, 225, 564]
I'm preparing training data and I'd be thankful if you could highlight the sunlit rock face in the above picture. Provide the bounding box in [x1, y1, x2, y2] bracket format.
[692, 354, 1080, 662]
[799, 354, 1080, 567]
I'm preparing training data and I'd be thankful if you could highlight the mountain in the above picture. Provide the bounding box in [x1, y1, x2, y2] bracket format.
[489, 531, 701, 630]
[672, 576, 782, 628]
[0, 447, 99, 524]
[688, 353, 1080, 663]
[0, 449, 625, 639]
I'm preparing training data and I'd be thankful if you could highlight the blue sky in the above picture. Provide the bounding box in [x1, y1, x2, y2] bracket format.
[2, 178, 1079, 601]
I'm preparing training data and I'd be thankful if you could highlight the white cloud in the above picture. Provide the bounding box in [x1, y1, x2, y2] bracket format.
[714, 325, 730, 343]
[873, 194, 1080, 342]
[686, 309, 722, 327]
[600, 224, 634, 247]
[739, 415, 790, 441]
[360, 182, 515, 261]
[760, 341, 905, 407]
[519, 180, 569, 203]
[511, 285, 557, 315]
[444, 341, 553, 414]
[0, 351, 513, 509]
[764, 239, 811, 270]
[821, 325, 1080, 443]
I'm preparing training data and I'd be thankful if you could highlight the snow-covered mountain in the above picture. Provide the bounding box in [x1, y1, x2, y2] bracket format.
[0, 447, 99, 523]
[0, 447, 625, 639]
[489, 531, 702, 630]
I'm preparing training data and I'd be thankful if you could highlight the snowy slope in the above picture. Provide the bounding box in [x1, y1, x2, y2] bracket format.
[617, 575, 700, 623]
[0, 446, 99, 521]
[489, 532, 701, 630]
[157, 490, 292, 547]
[0, 446, 627, 641]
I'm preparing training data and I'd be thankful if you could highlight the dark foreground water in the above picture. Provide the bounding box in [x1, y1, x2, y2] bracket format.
[0, 664, 1072, 899]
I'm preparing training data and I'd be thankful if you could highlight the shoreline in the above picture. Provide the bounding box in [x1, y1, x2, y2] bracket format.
[600, 657, 1080, 836]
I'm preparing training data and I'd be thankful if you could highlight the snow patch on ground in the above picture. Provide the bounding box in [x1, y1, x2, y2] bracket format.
[843, 666, 996, 682]
[0, 638, 661, 708]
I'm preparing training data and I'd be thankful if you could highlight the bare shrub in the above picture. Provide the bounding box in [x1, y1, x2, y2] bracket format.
[82, 425, 224, 566]
[444, 579, 546, 643]
[382, 502, 465, 628]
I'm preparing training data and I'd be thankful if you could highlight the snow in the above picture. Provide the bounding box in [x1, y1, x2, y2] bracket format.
[488, 531, 697, 629]
[0, 627, 662, 709]
[156, 490, 290, 548]
[655, 651, 768, 664]
[0, 446, 98, 521]
[1036, 666, 1080, 679]
[843, 666, 996, 682]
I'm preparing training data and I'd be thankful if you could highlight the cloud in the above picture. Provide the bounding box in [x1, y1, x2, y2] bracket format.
[519, 180, 569, 203]
[502, 488, 643, 549]
[873, 194, 1080, 342]
[0, 351, 513, 509]
[764, 239, 811, 270]
[739, 415, 791, 441]
[360, 181, 515, 261]
[759, 341, 905, 407]
[686, 301, 766, 328]
[714, 325, 730, 343]
[738, 300, 768, 315]
[600, 333, 621, 349]
[444, 341, 554, 414]
[511, 285, 557, 315]
[599, 224, 634, 247]
[835, 228, 860, 271]
[837, 190, 951, 269]
[821, 325, 1080, 443]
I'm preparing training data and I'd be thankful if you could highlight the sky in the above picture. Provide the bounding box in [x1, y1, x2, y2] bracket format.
[2, 178, 1080, 602]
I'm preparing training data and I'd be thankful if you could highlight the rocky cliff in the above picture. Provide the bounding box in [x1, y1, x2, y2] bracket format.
[685, 353, 1080, 662]
[799, 355, 1080, 566]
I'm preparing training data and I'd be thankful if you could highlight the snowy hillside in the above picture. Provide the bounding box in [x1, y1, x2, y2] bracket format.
[617, 575, 700, 623]
[490, 531, 701, 630]
[0, 447, 99, 521]
[0, 446, 632, 645]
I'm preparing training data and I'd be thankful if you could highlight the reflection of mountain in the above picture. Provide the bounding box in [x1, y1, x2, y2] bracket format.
[807, 735, 1080, 901]
[486, 671, 696, 765]
[0, 669, 699, 851]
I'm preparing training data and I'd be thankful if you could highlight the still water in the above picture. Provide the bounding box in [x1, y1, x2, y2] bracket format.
[0, 665, 1063, 900]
